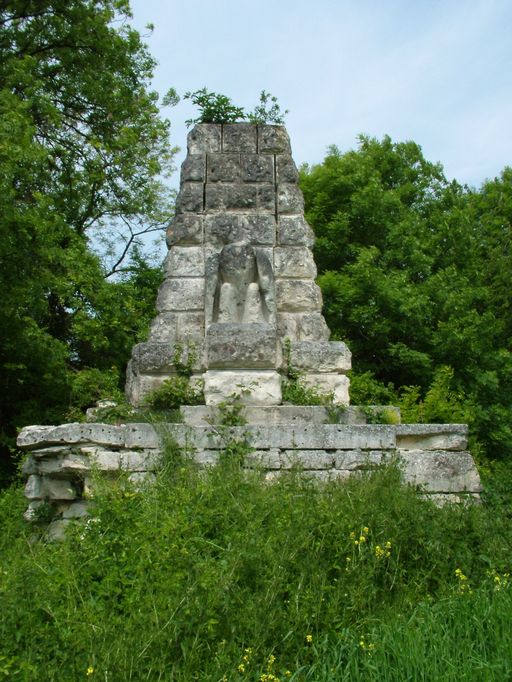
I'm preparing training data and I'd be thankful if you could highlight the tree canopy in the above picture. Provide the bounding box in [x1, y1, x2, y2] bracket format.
[300, 137, 512, 460]
[0, 0, 173, 482]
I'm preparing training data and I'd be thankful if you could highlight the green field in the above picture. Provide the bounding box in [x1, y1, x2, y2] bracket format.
[1, 447, 510, 681]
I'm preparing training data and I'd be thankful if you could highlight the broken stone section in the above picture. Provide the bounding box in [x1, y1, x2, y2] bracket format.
[125, 123, 350, 408]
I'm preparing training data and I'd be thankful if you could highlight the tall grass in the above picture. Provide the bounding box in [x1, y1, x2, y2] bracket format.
[0, 448, 510, 681]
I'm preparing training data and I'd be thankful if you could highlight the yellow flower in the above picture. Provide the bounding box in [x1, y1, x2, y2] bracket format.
[285, 671, 292, 678]
[238, 663, 246, 673]
[363, 527, 369, 535]
[306, 634, 313, 644]
[86, 668, 94, 677]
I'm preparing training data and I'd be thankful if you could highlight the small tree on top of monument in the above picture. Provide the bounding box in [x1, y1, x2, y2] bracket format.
[184, 88, 288, 126]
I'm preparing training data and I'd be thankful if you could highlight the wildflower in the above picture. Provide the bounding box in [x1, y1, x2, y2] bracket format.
[359, 637, 376, 652]
[86, 667, 94, 677]
[363, 526, 369, 535]
[285, 671, 292, 678]
[455, 568, 472, 593]
[238, 663, 246, 673]
[374, 544, 391, 559]
[305, 634, 313, 644]
[266, 654, 276, 670]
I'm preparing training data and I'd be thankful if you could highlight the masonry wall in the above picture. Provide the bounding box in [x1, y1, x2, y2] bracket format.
[19, 420, 481, 538]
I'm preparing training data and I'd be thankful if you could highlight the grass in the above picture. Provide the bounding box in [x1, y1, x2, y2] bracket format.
[0, 449, 511, 681]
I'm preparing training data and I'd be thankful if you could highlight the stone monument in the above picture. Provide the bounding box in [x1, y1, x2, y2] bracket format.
[125, 123, 351, 408]
[18, 124, 482, 535]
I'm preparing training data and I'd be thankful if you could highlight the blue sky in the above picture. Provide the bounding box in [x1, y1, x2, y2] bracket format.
[129, 0, 512, 189]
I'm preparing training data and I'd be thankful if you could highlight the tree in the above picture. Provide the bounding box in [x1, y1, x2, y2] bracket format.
[300, 137, 512, 460]
[0, 0, 174, 483]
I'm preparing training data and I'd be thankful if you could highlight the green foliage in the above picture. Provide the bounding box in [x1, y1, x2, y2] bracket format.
[0, 1, 171, 481]
[184, 88, 288, 126]
[281, 338, 335, 406]
[184, 88, 246, 126]
[247, 90, 289, 124]
[300, 137, 512, 460]
[145, 376, 204, 412]
[0, 460, 511, 679]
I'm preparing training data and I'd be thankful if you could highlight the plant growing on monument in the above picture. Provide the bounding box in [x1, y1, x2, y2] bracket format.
[281, 338, 335, 406]
[184, 88, 246, 126]
[247, 90, 289, 125]
[184, 88, 288, 126]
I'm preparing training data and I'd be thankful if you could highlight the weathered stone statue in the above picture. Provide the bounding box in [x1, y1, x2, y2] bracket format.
[125, 123, 351, 406]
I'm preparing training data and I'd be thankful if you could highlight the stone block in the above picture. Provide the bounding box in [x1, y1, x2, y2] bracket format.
[275, 280, 322, 312]
[38, 452, 89, 475]
[396, 424, 468, 451]
[175, 182, 204, 213]
[205, 214, 241, 245]
[222, 124, 257, 152]
[206, 323, 277, 368]
[17, 423, 126, 449]
[207, 153, 241, 182]
[121, 450, 161, 471]
[276, 154, 299, 183]
[148, 313, 178, 343]
[241, 154, 274, 183]
[274, 247, 317, 279]
[277, 184, 304, 214]
[239, 214, 276, 244]
[180, 405, 374, 427]
[301, 374, 350, 405]
[181, 154, 206, 182]
[88, 448, 122, 471]
[62, 501, 89, 519]
[205, 184, 257, 211]
[191, 450, 220, 467]
[47, 519, 71, 541]
[296, 313, 331, 341]
[128, 472, 157, 487]
[277, 215, 315, 247]
[332, 450, 385, 470]
[156, 278, 204, 312]
[277, 312, 298, 340]
[176, 312, 205, 340]
[25, 475, 78, 501]
[401, 450, 481, 493]
[203, 370, 282, 405]
[164, 247, 204, 277]
[125, 374, 171, 407]
[187, 124, 221, 154]
[124, 423, 161, 449]
[289, 341, 351, 373]
[166, 214, 203, 246]
[244, 449, 282, 469]
[281, 449, 334, 470]
[257, 184, 277, 212]
[258, 126, 291, 153]
[21, 455, 37, 475]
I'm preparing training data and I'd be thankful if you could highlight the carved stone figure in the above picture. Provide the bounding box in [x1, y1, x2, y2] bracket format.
[207, 241, 275, 325]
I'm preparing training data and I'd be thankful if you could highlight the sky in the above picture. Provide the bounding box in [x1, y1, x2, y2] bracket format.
[128, 0, 512, 190]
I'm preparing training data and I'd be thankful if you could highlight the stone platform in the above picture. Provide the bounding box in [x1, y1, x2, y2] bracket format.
[18, 418, 481, 537]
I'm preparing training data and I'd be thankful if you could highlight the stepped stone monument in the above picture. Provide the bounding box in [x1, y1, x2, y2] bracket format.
[18, 124, 482, 536]
[125, 123, 350, 407]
